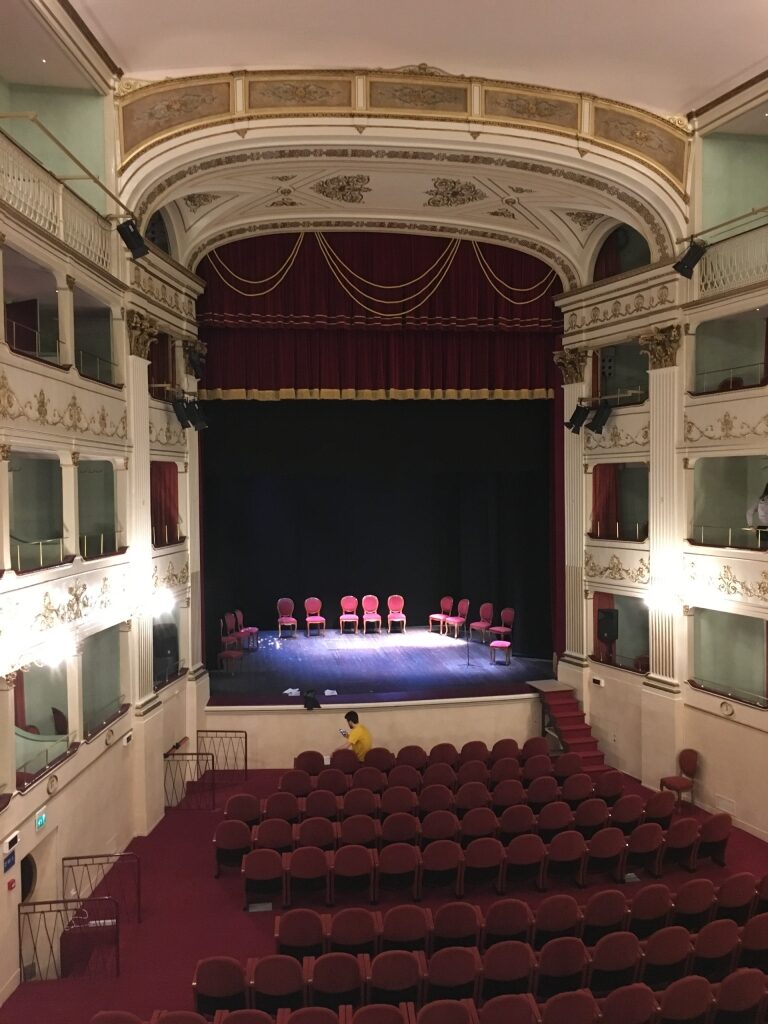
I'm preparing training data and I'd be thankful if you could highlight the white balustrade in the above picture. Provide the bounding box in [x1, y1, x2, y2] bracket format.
[698, 222, 768, 297]
[0, 130, 113, 274]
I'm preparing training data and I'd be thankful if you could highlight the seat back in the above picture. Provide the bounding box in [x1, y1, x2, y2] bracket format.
[340, 595, 359, 614]
[541, 990, 600, 1024]
[362, 594, 380, 614]
[305, 596, 322, 615]
[599, 984, 658, 1024]
[454, 598, 470, 619]
[277, 597, 295, 617]
[295, 750, 325, 775]
[477, 601, 493, 622]
[388, 594, 405, 613]
[439, 595, 453, 615]
[491, 738, 520, 762]
[396, 746, 428, 771]
[678, 748, 699, 779]
[484, 898, 534, 944]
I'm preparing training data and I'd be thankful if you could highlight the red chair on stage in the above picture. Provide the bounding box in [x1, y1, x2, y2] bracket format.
[387, 595, 407, 633]
[469, 603, 494, 643]
[445, 599, 470, 639]
[305, 598, 326, 637]
[235, 608, 260, 648]
[278, 598, 298, 638]
[428, 596, 453, 634]
[340, 596, 360, 635]
[489, 608, 515, 642]
[362, 595, 382, 635]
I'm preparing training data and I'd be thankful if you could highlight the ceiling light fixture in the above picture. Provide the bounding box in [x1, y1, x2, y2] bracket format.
[41, 58, 47, 63]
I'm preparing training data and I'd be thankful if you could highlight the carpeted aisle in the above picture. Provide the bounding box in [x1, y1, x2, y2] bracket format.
[2, 770, 768, 1024]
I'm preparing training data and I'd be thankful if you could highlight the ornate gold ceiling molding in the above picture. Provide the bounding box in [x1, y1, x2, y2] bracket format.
[117, 69, 691, 196]
[186, 217, 579, 289]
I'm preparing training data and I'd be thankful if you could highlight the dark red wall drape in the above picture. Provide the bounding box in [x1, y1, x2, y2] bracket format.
[593, 592, 615, 663]
[591, 464, 619, 539]
[150, 462, 179, 546]
[593, 230, 622, 283]
[148, 334, 173, 394]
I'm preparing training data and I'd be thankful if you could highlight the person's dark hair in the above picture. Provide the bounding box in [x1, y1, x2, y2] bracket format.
[345, 711, 359, 725]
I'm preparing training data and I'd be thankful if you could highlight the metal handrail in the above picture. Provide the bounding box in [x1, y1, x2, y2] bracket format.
[76, 347, 118, 384]
[688, 676, 768, 710]
[6, 319, 62, 364]
[11, 535, 66, 571]
[152, 523, 184, 546]
[79, 530, 123, 559]
[692, 360, 765, 394]
[589, 520, 648, 542]
[83, 694, 128, 741]
[689, 524, 767, 549]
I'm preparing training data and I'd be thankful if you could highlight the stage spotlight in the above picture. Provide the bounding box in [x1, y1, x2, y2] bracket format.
[564, 405, 590, 433]
[172, 397, 192, 428]
[187, 348, 205, 378]
[673, 240, 707, 279]
[185, 399, 208, 431]
[116, 218, 150, 260]
[586, 400, 612, 434]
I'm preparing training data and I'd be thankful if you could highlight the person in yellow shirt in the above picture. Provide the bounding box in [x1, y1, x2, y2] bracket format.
[340, 710, 373, 762]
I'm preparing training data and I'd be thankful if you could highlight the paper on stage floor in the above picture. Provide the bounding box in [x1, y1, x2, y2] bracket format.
[324, 689, 337, 695]
[283, 687, 301, 695]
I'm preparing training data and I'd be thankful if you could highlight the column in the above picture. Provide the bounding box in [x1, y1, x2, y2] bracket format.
[66, 645, 84, 743]
[59, 451, 80, 559]
[0, 232, 6, 346]
[55, 273, 75, 367]
[639, 324, 685, 788]
[554, 349, 589, 696]
[0, 444, 11, 571]
[125, 310, 158, 713]
[0, 684, 15, 795]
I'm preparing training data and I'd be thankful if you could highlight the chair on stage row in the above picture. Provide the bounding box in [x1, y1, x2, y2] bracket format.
[387, 595, 407, 634]
[362, 595, 382, 635]
[305, 598, 326, 637]
[340, 596, 360, 635]
[429, 596, 453, 634]
[277, 598, 298, 638]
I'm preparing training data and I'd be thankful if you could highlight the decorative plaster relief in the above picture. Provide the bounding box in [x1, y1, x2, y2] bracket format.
[0, 371, 127, 439]
[148, 408, 187, 447]
[483, 88, 579, 129]
[369, 79, 468, 113]
[593, 104, 687, 183]
[36, 577, 111, 630]
[152, 560, 190, 589]
[131, 267, 196, 319]
[563, 211, 604, 231]
[311, 175, 372, 203]
[638, 324, 681, 369]
[249, 77, 352, 109]
[585, 421, 650, 451]
[585, 551, 650, 584]
[684, 409, 768, 445]
[183, 193, 221, 213]
[686, 558, 768, 605]
[120, 80, 232, 153]
[425, 178, 487, 207]
[564, 286, 674, 335]
[553, 348, 587, 384]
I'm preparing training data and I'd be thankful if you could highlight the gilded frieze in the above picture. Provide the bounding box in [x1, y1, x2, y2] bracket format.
[425, 178, 487, 207]
[311, 175, 372, 203]
[183, 193, 221, 213]
[553, 348, 588, 385]
[248, 77, 353, 110]
[120, 80, 232, 155]
[369, 78, 468, 113]
[152, 561, 190, 588]
[684, 410, 768, 444]
[685, 559, 768, 605]
[0, 371, 127, 439]
[585, 423, 650, 451]
[584, 552, 650, 584]
[484, 88, 579, 130]
[564, 211, 604, 231]
[593, 104, 687, 185]
[564, 286, 674, 335]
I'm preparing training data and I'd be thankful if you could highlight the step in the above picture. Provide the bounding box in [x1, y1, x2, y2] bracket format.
[585, 764, 611, 776]
[550, 711, 586, 726]
[564, 738, 600, 753]
[544, 693, 581, 709]
[579, 752, 606, 767]
[558, 725, 594, 740]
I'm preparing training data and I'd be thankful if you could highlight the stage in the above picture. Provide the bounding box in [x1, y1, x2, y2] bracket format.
[208, 627, 554, 708]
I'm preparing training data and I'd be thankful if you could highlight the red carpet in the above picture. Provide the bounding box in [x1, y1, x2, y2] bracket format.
[2, 771, 767, 1024]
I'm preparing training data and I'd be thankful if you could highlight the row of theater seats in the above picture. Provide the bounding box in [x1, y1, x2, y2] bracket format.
[295, 738, 555, 777]
[272, 886, 768, 960]
[217, 814, 731, 902]
[179, 929, 768, 1018]
[89, 969, 768, 1024]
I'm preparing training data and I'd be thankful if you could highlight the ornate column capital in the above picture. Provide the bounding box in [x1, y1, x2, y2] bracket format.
[639, 324, 681, 369]
[0, 231, 6, 247]
[0, 444, 10, 461]
[182, 337, 207, 377]
[553, 348, 588, 385]
[126, 309, 159, 358]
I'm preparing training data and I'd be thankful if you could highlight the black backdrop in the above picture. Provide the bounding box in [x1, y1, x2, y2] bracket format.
[201, 400, 552, 666]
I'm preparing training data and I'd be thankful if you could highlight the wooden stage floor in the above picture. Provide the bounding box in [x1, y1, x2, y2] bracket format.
[208, 627, 554, 707]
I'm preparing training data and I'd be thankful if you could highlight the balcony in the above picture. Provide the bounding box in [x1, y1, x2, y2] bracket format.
[0, 129, 113, 274]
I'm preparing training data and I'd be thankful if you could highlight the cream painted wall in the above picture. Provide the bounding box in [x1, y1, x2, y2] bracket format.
[695, 316, 765, 390]
[584, 663, 643, 778]
[693, 608, 766, 700]
[207, 695, 541, 769]
[702, 134, 768, 228]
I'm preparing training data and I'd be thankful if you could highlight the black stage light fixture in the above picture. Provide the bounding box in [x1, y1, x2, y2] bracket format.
[586, 400, 612, 434]
[187, 348, 205, 378]
[564, 405, 590, 433]
[185, 399, 208, 431]
[673, 239, 707, 279]
[171, 397, 192, 428]
[116, 218, 150, 260]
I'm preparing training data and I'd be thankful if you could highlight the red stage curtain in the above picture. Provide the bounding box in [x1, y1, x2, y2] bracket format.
[591, 464, 619, 539]
[196, 233, 562, 400]
[593, 230, 622, 283]
[150, 462, 179, 546]
[593, 592, 615, 664]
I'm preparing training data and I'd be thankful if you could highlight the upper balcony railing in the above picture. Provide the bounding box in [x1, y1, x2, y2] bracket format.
[0, 128, 114, 274]
[695, 214, 768, 301]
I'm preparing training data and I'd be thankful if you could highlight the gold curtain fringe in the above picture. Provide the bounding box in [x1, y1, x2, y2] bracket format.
[199, 386, 554, 401]
[209, 234, 305, 285]
[470, 241, 557, 292]
[315, 232, 458, 289]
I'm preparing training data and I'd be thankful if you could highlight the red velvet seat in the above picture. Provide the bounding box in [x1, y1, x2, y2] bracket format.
[275, 908, 327, 959]
[464, 837, 505, 892]
[561, 774, 594, 809]
[541, 991, 600, 1024]
[214, 820, 251, 877]
[343, 788, 381, 819]
[427, 743, 459, 768]
[421, 763, 457, 791]
[262, 792, 302, 823]
[469, 601, 494, 643]
[329, 750, 359, 775]
[304, 790, 342, 822]
[625, 823, 664, 878]
[329, 844, 376, 903]
[520, 737, 549, 762]
[387, 594, 407, 634]
[493, 779, 526, 816]
[235, 608, 259, 648]
[283, 846, 331, 906]
[353, 767, 387, 795]
[581, 890, 629, 945]
[428, 595, 453, 635]
[420, 810, 460, 847]
[374, 843, 422, 901]
[628, 883, 673, 939]
[489, 607, 515, 642]
[367, 949, 425, 1006]
[738, 911, 768, 969]
[640, 925, 692, 988]
[247, 954, 305, 1016]
[583, 827, 627, 884]
[242, 848, 285, 908]
[317, 769, 351, 797]
[338, 813, 382, 849]
[481, 941, 536, 1000]
[365, 748, 396, 773]
[609, 795, 645, 836]
[536, 801, 574, 843]
[460, 807, 499, 846]
[350, 1004, 413, 1024]
[598, 984, 658, 1024]
[305, 951, 366, 1010]
[479, 993, 540, 1024]
[421, 839, 464, 896]
[483, 898, 534, 947]
[499, 805, 537, 844]
[536, 936, 590, 999]
[695, 813, 732, 868]
[381, 812, 421, 847]
[553, 753, 583, 784]
[534, 894, 583, 949]
[574, 798, 609, 839]
[424, 946, 482, 1003]
[457, 760, 490, 787]
[644, 790, 676, 830]
[327, 906, 381, 955]
[433, 900, 484, 950]
[418, 784, 455, 818]
[225, 793, 261, 828]
[545, 830, 588, 888]
[395, 746, 428, 771]
[445, 598, 470, 639]
[304, 597, 326, 637]
[491, 738, 521, 763]
[658, 976, 714, 1024]
[381, 786, 418, 818]
[712, 968, 767, 1024]
[490, 757, 522, 788]
[673, 878, 717, 931]
[281, 770, 314, 798]
[362, 594, 382, 635]
[417, 1000, 479, 1024]
[523, 755, 554, 785]
[715, 872, 757, 924]
[691, 918, 740, 981]
[526, 775, 560, 813]
[594, 771, 624, 806]
[252, 818, 295, 854]
[506, 834, 547, 891]
[339, 595, 360, 634]
[295, 817, 336, 851]
[277, 597, 299, 637]
[295, 751, 326, 776]
[192, 956, 247, 1017]
[588, 932, 643, 995]
[381, 904, 433, 952]
[660, 749, 699, 811]
[455, 781, 492, 817]
[387, 765, 422, 792]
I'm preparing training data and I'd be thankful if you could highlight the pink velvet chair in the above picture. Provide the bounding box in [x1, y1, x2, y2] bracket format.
[387, 595, 407, 633]
[444, 599, 470, 639]
[305, 597, 326, 637]
[362, 595, 382, 634]
[277, 598, 298, 637]
[469, 603, 494, 643]
[429, 596, 453, 635]
[235, 608, 260, 648]
[340, 596, 360, 634]
[489, 608, 515, 642]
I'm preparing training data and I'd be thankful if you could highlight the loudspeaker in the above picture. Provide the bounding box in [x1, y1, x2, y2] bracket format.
[564, 405, 590, 433]
[116, 219, 150, 260]
[586, 400, 612, 434]
[185, 399, 208, 431]
[152, 621, 179, 682]
[673, 240, 707, 279]
[597, 608, 619, 644]
[172, 398, 192, 428]
[187, 348, 205, 378]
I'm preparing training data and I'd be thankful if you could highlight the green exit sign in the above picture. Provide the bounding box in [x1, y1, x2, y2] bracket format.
[34, 807, 47, 831]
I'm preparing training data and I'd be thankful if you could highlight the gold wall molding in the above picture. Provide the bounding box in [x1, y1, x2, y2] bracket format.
[311, 174, 372, 203]
[553, 348, 587, 385]
[686, 558, 768, 604]
[148, 417, 186, 447]
[130, 267, 196, 319]
[153, 560, 190, 589]
[187, 216, 580, 288]
[684, 409, 768, 444]
[425, 178, 487, 207]
[564, 211, 604, 231]
[564, 285, 674, 335]
[183, 192, 221, 213]
[117, 69, 690, 195]
[134, 148, 671, 265]
[36, 578, 111, 630]
[0, 371, 127, 439]
[585, 422, 650, 451]
[639, 324, 681, 369]
[585, 551, 650, 584]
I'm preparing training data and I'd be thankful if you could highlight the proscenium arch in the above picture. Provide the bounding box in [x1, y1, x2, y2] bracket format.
[118, 121, 688, 290]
